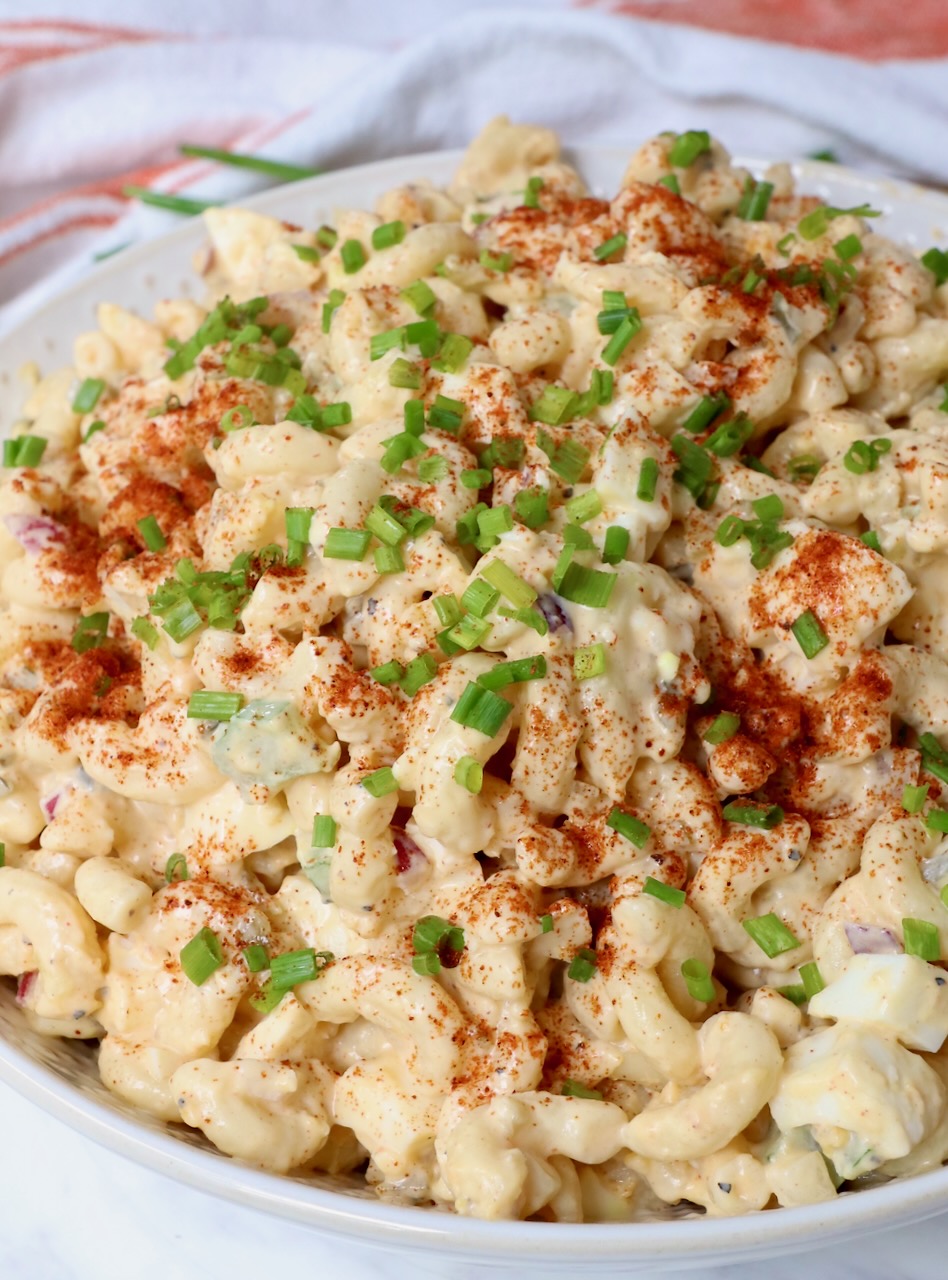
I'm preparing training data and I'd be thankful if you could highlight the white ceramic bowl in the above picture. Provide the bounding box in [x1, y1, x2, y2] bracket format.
[3, 147, 948, 1277]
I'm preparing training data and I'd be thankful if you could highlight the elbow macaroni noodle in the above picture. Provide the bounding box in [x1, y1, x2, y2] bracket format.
[5, 116, 948, 1222]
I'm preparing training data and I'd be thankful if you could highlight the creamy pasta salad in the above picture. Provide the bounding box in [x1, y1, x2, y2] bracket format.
[4, 117, 948, 1223]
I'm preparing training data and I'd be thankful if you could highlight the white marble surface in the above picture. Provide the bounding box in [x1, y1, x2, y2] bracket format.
[1, 1079, 946, 1280]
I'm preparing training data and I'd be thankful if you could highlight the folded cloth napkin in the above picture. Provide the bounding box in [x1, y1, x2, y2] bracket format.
[2, 4, 948, 335]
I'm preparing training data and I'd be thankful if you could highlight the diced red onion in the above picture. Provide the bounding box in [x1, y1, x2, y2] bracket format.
[845, 923, 901, 955]
[393, 829, 428, 882]
[15, 970, 37, 1006]
[3, 513, 66, 554]
[41, 792, 61, 821]
[538, 593, 572, 633]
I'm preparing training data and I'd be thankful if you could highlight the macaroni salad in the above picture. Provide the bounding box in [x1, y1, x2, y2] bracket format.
[5, 118, 948, 1222]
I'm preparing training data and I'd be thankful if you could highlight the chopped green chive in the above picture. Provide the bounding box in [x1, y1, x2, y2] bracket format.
[220, 404, 254, 433]
[834, 233, 863, 261]
[657, 174, 680, 194]
[797, 203, 881, 242]
[362, 767, 398, 798]
[432, 333, 474, 374]
[312, 815, 337, 848]
[799, 961, 825, 999]
[742, 912, 801, 958]
[540, 913, 554, 933]
[136, 516, 166, 552]
[428, 393, 465, 433]
[479, 249, 513, 273]
[412, 915, 465, 974]
[316, 227, 338, 250]
[553, 559, 616, 609]
[752, 494, 784, 523]
[270, 947, 332, 991]
[597, 291, 639, 336]
[480, 437, 525, 469]
[715, 514, 744, 547]
[402, 399, 426, 436]
[788, 453, 822, 482]
[450, 681, 513, 736]
[593, 232, 628, 261]
[564, 524, 595, 550]
[628, 459, 654, 509]
[405, 317, 441, 357]
[180, 927, 224, 985]
[564, 490, 602, 525]
[400, 653, 438, 697]
[668, 130, 711, 167]
[131, 616, 159, 650]
[401, 279, 437, 315]
[370, 326, 407, 361]
[71, 611, 110, 654]
[480, 559, 536, 608]
[561, 1080, 603, 1100]
[432, 595, 462, 628]
[737, 178, 774, 221]
[705, 413, 754, 458]
[681, 958, 715, 1002]
[72, 377, 105, 414]
[704, 712, 740, 744]
[776, 232, 797, 256]
[601, 314, 641, 365]
[722, 801, 784, 828]
[644, 877, 685, 908]
[903, 917, 940, 961]
[242, 944, 269, 973]
[682, 393, 730, 436]
[535, 429, 589, 484]
[82, 419, 106, 443]
[530, 385, 579, 426]
[602, 525, 630, 564]
[477, 505, 514, 542]
[372, 220, 406, 250]
[374, 544, 404, 574]
[291, 244, 320, 263]
[370, 659, 404, 686]
[921, 247, 948, 287]
[606, 807, 651, 848]
[4, 435, 47, 468]
[573, 642, 606, 680]
[567, 948, 597, 982]
[187, 690, 243, 720]
[462, 468, 492, 489]
[791, 609, 829, 659]
[779, 984, 808, 1006]
[523, 176, 544, 208]
[926, 809, 948, 834]
[340, 239, 366, 273]
[477, 655, 546, 691]
[454, 755, 484, 794]
[844, 438, 889, 474]
[515, 488, 549, 529]
[164, 852, 189, 884]
[671, 433, 716, 504]
[418, 455, 448, 483]
[366, 502, 407, 547]
[324, 527, 371, 561]
[903, 784, 929, 814]
[388, 357, 422, 389]
[447, 613, 492, 651]
[322, 288, 345, 333]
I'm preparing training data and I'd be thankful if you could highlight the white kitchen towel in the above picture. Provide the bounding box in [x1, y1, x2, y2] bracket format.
[2, 4, 948, 335]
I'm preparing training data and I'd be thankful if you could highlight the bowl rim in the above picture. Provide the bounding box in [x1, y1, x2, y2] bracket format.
[3, 143, 948, 1261]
